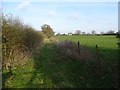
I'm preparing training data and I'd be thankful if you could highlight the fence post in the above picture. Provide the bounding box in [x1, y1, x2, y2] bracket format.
[78, 41, 80, 55]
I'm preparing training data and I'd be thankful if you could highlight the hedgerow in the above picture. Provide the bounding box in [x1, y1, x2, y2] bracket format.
[2, 14, 43, 72]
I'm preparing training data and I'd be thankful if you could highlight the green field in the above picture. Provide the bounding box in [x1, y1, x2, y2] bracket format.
[3, 35, 119, 88]
[55, 35, 118, 49]
[55, 35, 118, 61]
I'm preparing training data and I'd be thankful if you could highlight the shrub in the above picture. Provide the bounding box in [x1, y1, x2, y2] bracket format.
[55, 40, 97, 62]
[2, 14, 43, 71]
[22, 26, 43, 54]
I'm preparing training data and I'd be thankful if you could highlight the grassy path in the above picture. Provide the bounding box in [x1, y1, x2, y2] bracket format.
[2, 43, 118, 88]
[3, 43, 79, 88]
[30, 43, 85, 88]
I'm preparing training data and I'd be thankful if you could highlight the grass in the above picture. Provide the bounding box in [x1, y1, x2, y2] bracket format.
[2, 35, 119, 88]
[2, 59, 35, 88]
[55, 35, 118, 49]
[55, 35, 118, 61]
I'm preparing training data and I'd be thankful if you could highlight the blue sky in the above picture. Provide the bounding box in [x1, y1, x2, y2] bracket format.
[2, 0, 119, 34]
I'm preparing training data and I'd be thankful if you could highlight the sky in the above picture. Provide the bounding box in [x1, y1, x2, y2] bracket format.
[2, 0, 119, 34]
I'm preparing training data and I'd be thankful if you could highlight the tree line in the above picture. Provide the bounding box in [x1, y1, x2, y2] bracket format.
[56, 30, 118, 36]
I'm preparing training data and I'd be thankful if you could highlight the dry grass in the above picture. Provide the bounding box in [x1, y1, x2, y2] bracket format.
[55, 40, 118, 88]
[55, 40, 100, 63]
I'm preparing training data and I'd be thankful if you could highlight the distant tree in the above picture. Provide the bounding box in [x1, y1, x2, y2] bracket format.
[75, 30, 81, 35]
[81, 32, 86, 35]
[100, 31, 105, 35]
[116, 30, 120, 38]
[56, 33, 60, 36]
[91, 30, 96, 35]
[41, 24, 54, 38]
[106, 30, 115, 34]
[62, 33, 65, 35]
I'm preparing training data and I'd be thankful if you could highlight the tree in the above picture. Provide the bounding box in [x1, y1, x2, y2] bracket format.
[81, 32, 86, 35]
[91, 30, 96, 35]
[75, 30, 81, 35]
[100, 31, 105, 35]
[56, 33, 60, 36]
[106, 30, 115, 34]
[41, 24, 54, 38]
[116, 30, 120, 38]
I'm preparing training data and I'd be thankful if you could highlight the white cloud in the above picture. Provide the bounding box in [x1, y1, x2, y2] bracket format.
[16, 0, 31, 10]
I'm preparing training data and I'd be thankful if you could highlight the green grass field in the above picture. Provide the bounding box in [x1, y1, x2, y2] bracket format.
[55, 35, 118, 61]
[2, 35, 119, 88]
[55, 35, 118, 49]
